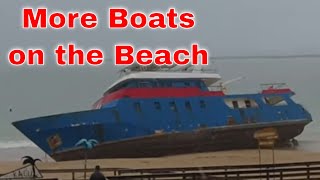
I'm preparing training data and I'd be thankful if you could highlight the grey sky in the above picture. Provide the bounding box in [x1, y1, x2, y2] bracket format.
[1, 0, 320, 140]
[2, 0, 320, 64]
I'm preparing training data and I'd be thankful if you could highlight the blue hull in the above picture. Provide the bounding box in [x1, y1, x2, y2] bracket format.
[12, 93, 312, 161]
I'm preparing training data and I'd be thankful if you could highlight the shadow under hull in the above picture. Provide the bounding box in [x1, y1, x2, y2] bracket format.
[52, 119, 310, 161]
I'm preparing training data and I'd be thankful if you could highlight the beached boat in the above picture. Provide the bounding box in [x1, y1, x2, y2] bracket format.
[12, 64, 312, 161]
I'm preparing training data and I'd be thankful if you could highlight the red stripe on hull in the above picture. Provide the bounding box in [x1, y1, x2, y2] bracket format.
[262, 88, 293, 95]
[93, 88, 225, 109]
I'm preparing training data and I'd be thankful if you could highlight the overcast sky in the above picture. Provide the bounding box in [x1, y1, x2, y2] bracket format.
[2, 0, 320, 66]
[1, 0, 320, 139]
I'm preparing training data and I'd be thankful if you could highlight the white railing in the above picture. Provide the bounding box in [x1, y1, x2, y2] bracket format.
[260, 83, 287, 90]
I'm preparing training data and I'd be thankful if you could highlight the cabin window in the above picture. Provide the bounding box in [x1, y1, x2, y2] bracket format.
[245, 100, 251, 108]
[117, 83, 128, 90]
[139, 81, 153, 88]
[158, 81, 172, 87]
[263, 96, 288, 106]
[154, 102, 161, 110]
[157, 81, 163, 87]
[134, 102, 142, 112]
[112, 110, 121, 122]
[173, 81, 185, 87]
[152, 81, 158, 87]
[166, 82, 172, 87]
[232, 101, 239, 109]
[185, 101, 192, 111]
[169, 102, 178, 112]
[198, 81, 208, 91]
[127, 81, 137, 88]
[225, 99, 258, 109]
[200, 100, 206, 109]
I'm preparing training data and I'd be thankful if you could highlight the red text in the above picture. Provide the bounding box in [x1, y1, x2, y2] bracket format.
[54, 44, 104, 66]
[115, 44, 208, 65]
[8, 49, 45, 66]
[23, 8, 98, 29]
[109, 8, 195, 29]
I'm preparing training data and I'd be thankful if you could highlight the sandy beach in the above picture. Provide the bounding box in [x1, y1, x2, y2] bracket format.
[1, 148, 320, 179]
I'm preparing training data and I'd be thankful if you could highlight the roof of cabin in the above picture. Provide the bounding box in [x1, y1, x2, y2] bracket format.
[105, 72, 221, 94]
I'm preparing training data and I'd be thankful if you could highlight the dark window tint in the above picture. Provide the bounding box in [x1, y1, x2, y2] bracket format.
[134, 102, 142, 112]
[245, 100, 251, 108]
[154, 102, 161, 110]
[139, 81, 153, 88]
[200, 100, 206, 109]
[127, 81, 137, 88]
[112, 110, 121, 122]
[199, 81, 208, 90]
[185, 101, 192, 111]
[158, 81, 164, 87]
[169, 102, 178, 112]
[232, 101, 239, 109]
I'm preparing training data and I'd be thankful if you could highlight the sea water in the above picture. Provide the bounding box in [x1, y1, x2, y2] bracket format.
[0, 58, 319, 161]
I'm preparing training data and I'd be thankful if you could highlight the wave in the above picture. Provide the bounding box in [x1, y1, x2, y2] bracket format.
[0, 140, 37, 149]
